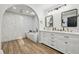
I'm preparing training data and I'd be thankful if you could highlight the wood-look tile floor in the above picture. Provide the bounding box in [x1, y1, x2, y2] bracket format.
[2, 38, 61, 54]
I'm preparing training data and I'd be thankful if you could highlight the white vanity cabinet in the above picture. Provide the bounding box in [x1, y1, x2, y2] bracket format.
[39, 32, 57, 48]
[39, 31, 79, 54]
[66, 35, 79, 54]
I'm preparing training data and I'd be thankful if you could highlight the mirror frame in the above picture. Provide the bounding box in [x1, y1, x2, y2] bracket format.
[45, 15, 53, 27]
[61, 9, 78, 27]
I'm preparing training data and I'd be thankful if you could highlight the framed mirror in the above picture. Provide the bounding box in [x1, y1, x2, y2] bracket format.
[45, 15, 53, 27]
[61, 9, 78, 27]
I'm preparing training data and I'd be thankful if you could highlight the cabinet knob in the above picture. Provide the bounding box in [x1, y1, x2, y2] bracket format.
[64, 36, 69, 38]
[65, 42, 68, 44]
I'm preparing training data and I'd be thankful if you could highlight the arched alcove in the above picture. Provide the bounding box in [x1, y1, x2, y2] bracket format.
[1, 4, 39, 42]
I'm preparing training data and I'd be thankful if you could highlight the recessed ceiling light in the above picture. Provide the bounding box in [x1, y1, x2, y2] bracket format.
[26, 10, 29, 13]
[30, 12, 35, 15]
[12, 6, 16, 9]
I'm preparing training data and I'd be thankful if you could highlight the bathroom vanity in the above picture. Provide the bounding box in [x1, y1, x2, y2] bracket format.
[39, 30, 79, 54]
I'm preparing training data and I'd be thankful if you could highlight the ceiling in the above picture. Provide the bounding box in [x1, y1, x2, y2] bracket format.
[6, 4, 36, 16]
[5, 4, 58, 16]
[29, 4, 57, 11]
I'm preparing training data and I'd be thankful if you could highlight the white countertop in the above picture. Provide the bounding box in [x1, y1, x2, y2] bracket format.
[40, 30, 79, 35]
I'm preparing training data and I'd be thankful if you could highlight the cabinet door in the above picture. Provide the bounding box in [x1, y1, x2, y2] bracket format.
[50, 34, 67, 53]
[54, 34, 70, 53]
[66, 35, 79, 54]
[55, 39, 67, 53]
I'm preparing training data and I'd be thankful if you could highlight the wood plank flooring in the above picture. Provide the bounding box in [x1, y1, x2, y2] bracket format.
[2, 38, 62, 54]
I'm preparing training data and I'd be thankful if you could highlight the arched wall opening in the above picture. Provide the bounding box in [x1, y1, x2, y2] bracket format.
[1, 4, 39, 42]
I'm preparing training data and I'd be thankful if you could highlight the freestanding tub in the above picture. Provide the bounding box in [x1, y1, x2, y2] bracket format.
[26, 32, 38, 42]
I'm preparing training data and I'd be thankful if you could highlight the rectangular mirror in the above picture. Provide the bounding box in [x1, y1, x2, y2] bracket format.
[61, 9, 78, 27]
[45, 15, 53, 27]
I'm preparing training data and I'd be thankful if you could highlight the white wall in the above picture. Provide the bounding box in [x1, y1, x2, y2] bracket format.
[33, 16, 39, 31]
[44, 4, 79, 32]
[28, 4, 46, 30]
[0, 4, 12, 50]
[23, 15, 37, 33]
[2, 12, 37, 42]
